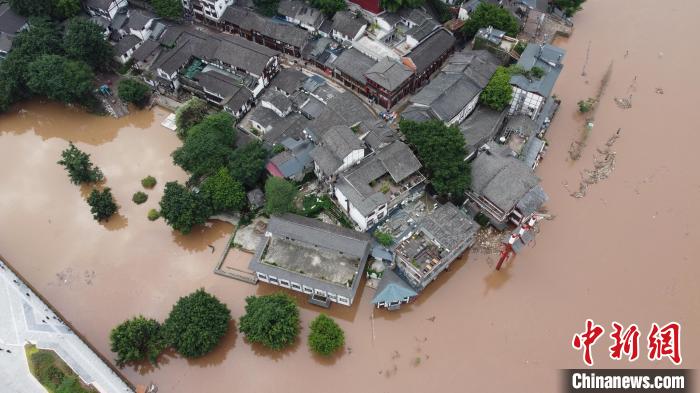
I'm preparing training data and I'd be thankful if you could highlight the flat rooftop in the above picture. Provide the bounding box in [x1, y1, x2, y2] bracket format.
[261, 237, 361, 287]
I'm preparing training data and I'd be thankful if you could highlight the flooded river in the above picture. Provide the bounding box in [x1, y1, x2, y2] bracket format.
[1, 0, 699, 392]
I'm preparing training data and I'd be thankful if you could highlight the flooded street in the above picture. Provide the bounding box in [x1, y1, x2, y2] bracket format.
[1, 0, 699, 392]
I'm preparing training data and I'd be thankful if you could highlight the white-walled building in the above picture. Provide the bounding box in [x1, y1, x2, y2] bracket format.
[183, 0, 234, 22]
[509, 43, 565, 119]
[84, 0, 128, 20]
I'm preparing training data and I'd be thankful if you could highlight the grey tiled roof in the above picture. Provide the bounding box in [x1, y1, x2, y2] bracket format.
[331, 11, 366, 39]
[511, 43, 566, 97]
[336, 141, 421, 216]
[459, 105, 506, 154]
[268, 68, 306, 95]
[358, 119, 398, 150]
[84, 0, 114, 11]
[405, 19, 438, 43]
[261, 89, 293, 112]
[406, 29, 455, 74]
[126, 9, 156, 30]
[310, 125, 364, 175]
[419, 202, 478, 253]
[268, 214, 371, 257]
[0, 32, 13, 53]
[331, 48, 377, 84]
[365, 58, 413, 91]
[410, 73, 481, 122]
[372, 269, 417, 304]
[469, 142, 541, 213]
[0, 3, 27, 33]
[131, 39, 160, 62]
[442, 49, 501, 89]
[269, 139, 314, 178]
[277, 0, 325, 28]
[114, 34, 141, 56]
[222, 7, 310, 49]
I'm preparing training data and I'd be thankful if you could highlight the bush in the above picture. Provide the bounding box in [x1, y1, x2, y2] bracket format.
[308, 314, 344, 356]
[110, 316, 165, 366]
[239, 293, 300, 350]
[474, 212, 490, 227]
[141, 175, 157, 189]
[57, 142, 104, 185]
[147, 209, 160, 221]
[480, 66, 513, 111]
[163, 289, 232, 358]
[118, 79, 151, 108]
[374, 231, 393, 247]
[264, 177, 297, 216]
[463, 3, 520, 39]
[87, 188, 117, 221]
[530, 66, 545, 79]
[577, 98, 595, 113]
[132, 191, 148, 204]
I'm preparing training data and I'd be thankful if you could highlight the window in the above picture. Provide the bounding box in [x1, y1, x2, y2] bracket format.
[338, 296, 349, 305]
[314, 289, 326, 297]
[279, 279, 290, 288]
[291, 282, 302, 291]
[328, 293, 337, 302]
[269, 276, 278, 284]
[256, 272, 268, 282]
[302, 285, 313, 294]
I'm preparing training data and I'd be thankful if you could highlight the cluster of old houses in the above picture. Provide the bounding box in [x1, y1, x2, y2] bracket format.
[1, 0, 566, 311]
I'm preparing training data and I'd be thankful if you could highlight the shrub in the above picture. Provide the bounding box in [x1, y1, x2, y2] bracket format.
[374, 231, 393, 247]
[132, 191, 148, 204]
[87, 188, 117, 221]
[264, 177, 297, 216]
[308, 314, 344, 356]
[147, 209, 160, 221]
[239, 293, 300, 350]
[109, 316, 165, 366]
[480, 66, 513, 111]
[474, 212, 490, 227]
[530, 66, 545, 79]
[118, 79, 151, 108]
[141, 175, 157, 189]
[163, 289, 231, 358]
[577, 98, 595, 113]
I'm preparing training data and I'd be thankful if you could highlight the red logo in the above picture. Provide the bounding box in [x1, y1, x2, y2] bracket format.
[572, 320, 682, 366]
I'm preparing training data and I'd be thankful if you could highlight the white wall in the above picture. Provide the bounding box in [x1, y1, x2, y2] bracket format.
[337, 149, 365, 173]
[335, 187, 370, 230]
[447, 94, 479, 125]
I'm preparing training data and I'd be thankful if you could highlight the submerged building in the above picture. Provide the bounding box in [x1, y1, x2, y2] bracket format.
[249, 214, 371, 307]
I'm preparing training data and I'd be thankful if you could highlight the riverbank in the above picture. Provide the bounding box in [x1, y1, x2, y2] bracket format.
[0, 1, 698, 392]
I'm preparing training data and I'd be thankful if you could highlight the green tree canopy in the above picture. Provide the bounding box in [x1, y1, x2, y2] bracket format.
[110, 316, 165, 366]
[201, 167, 246, 213]
[254, 0, 279, 16]
[309, 0, 346, 16]
[57, 142, 104, 185]
[87, 188, 118, 221]
[175, 97, 209, 139]
[27, 55, 94, 104]
[239, 293, 300, 350]
[151, 0, 183, 19]
[163, 289, 231, 358]
[55, 0, 80, 19]
[553, 0, 586, 16]
[462, 3, 520, 39]
[159, 181, 212, 234]
[374, 231, 393, 247]
[308, 314, 344, 356]
[172, 112, 236, 179]
[380, 0, 423, 13]
[63, 17, 113, 70]
[400, 119, 471, 200]
[8, 0, 56, 17]
[118, 79, 151, 108]
[264, 177, 297, 216]
[228, 141, 268, 189]
[480, 66, 513, 111]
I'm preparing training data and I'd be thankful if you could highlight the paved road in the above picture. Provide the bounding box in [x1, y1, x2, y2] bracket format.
[0, 260, 134, 393]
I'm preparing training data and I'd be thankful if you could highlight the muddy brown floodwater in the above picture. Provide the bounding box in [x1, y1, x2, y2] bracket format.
[1, 1, 699, 391]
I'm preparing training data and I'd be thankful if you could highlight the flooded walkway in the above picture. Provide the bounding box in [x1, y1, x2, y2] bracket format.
[0, 1, 699, 392]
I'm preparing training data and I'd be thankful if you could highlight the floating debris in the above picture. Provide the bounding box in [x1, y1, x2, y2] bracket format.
[569, 62, 614, 160]
[614, 96, 632, 109]
[571, 129, 622, 198]
[655, 87, 665, 95]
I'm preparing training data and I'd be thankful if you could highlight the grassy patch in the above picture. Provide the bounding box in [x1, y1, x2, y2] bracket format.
[25, 344, 98, 393]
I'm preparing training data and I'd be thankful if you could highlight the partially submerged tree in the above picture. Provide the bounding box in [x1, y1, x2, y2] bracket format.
[228, 141, 268, 189]
[87, 188, 118, 221]
[239, 293, 300, 350]
[553, 0, 586, 17]
[480, 66, 513, 111]
[159, 181, 212, 234]
[172, 112, 236, 179]
[373, 231, 393, 247]
[400, 120, 471, 200]
[462, 3, 520, 39]
[63, 17, 113, 70]
[163, 289, 231, 358]
[175, 97, 209, 139]
[200, 167, 246, 213]
[308, 314, 344, 356]
[118, 79, 151, 108]
[110, 316, 165, 366]
[263, 177, 297, 216]
[57, 142, 104, 185]
[150, 0, 183, 20]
